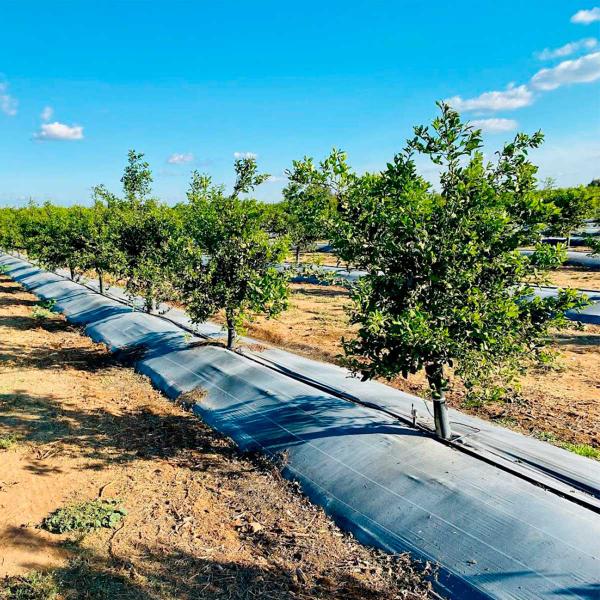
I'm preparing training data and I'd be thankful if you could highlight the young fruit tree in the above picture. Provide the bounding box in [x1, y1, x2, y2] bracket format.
[174, 159, 290, 349]
[106, 150, 179, 311]
[283, 149, 348, 264]
[543, 186, 594, 247]
[0, 207, 25, 254]
[21, 203, 81, 277]
[80, 189, 127, 294]
[332, 103, 587, 439]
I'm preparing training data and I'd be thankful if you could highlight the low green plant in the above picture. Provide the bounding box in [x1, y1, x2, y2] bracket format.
[31, 306, 54, 320]
[528, 242, 567, 270]
[535, 431, 600, 460]
[31, 299, 57, 320]
[42, 499, 127, 534]
[534, 431, 558, 443]
[37, 299, 56, 310]
[0, 571, 59, 600]
[561, 442, 600, 460]
[0, 433, 18, 450]
[586, 236, 600, 257]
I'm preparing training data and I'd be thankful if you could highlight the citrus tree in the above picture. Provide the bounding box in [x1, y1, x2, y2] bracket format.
[543, 186, 594, 246]
[333, 103, 587, 438]
[0, 207, 25, 253]
[175, 159, 290, 349]
[103, 151, 179, 311]
[18, 203, 80, 277]
[283, 149, 348, 263]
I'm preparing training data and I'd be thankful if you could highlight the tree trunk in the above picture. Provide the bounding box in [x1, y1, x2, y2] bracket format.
[69, 266, 75, 280]
[98, 271, 104, 295]
[226, 313, 236, 350]
[147, 297, 157, 314]
[295, 246, 300, 265]
[425, 362, 451, 440]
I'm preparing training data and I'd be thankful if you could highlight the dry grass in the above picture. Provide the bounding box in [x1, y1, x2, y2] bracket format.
[0, 276, 432, 599]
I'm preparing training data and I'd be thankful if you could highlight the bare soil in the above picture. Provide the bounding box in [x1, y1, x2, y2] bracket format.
[543, 266, 600, 290]
[0, 276, 432, 599]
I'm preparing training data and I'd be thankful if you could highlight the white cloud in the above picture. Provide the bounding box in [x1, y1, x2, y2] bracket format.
[530, 51, 600, 90]
[40, 106, 53, 121]
[445, 83, 533, 112]
[536, 37, 597, 60]
[33, 121, 84, 141]
[233, 151, 257, 159]
[167, 152, 193, 164]
[266, 175, 287, 183]
[0, 83, 17, 116]
[571, 7, 600, 24]
[470, 118, 518, 133]
[534, 137, 600, 186]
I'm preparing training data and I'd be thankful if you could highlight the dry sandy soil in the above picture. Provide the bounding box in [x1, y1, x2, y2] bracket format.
[241, 283, 600, 451]
[544, 266, 600, 289]
[0, 276, 432, 599]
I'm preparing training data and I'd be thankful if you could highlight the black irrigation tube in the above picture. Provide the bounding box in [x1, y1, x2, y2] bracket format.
[4, 251, 600, 515]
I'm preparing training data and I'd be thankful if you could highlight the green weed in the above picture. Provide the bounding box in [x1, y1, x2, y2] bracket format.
[0, 433, 18, 450]
[560, 442, 600, 460]
[42, 499, 127, 534]
[0, 571, 59, 600]
[535, 431, 599, 461]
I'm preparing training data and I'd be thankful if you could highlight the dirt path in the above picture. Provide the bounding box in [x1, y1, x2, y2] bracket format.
[0, 276, 432, 599]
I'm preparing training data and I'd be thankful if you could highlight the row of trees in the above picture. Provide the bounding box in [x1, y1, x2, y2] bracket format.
[0, 103, 591, 439]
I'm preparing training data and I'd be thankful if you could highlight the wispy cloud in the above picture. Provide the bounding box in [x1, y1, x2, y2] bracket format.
[233, 151, 257, 159]
[40, 106, 54, 121]
[571, 7, 600, 24]
[470, 118, 518, 133]
[167, 152, 194, 164]
[530, 51, 600, 90]
[33, 121, 84, 141]
[267, 174, 287, 183]
[0, 82, 17, 116]
[535, 38, 597, 60]
[445, 84, 533, 112]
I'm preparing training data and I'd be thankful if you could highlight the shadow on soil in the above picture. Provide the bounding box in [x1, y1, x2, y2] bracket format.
[2, 528, 411, 599]
[553, 331, 600, 347]
[292, 285, 350, 298]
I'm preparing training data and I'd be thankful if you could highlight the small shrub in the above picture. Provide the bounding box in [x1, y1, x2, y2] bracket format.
[0, 433, 18, 450]
[37, 299, 56, 310]
[30, 300, 56, 320]
[586, 236, 600, 257]
[528, 242, 567, 270]
[31, 306, 54, 320]
[0, 571, 59, 600]
[42, 499, 127, 534]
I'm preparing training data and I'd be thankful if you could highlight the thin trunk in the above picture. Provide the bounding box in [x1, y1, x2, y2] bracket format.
[295, 246, 300, 265]
[425, 362, 451, 440]
[566, 235, 571, 249]
[147, 297, 157, 314]
[98, 271, 104, 295]
[69, 266, 75, 280]
[226, 313, 236, 350]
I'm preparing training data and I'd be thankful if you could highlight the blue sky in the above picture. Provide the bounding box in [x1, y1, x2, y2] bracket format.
[1, 1, 599, 205]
